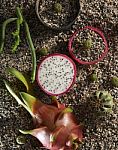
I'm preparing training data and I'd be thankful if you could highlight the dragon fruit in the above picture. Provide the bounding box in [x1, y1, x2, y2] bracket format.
[37, 53, 76, 96]
[4, 68, 83, 150]
[19, 93, 83, 150]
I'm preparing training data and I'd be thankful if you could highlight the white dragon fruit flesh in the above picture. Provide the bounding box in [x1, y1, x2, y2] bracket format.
[37, 54, 76, 95]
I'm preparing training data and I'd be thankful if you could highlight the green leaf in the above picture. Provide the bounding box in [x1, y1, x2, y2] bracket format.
[11, 19, 20, 53]
[24, 21, 36, 83]
[57, 107, 73, 120]
[20, 92, 38, 112]
[7, 67, 29, 92]
[4, 80, 24, 106]
[0, 18, 17, 53]
[11, 7, 23, 53]
[16, 7, 23, 24]
[4, 80, 33, 116]
[50, 135, 56, 142]
[63, 107, 73, 113]
[19, 129, 32, 135]
[51, 96, 57, 101]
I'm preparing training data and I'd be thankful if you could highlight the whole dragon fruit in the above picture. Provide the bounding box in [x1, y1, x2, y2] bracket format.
[4, 68, 83, 150]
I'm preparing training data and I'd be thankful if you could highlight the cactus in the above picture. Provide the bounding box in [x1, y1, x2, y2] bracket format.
[95, 91, 114, 113]
[83, 38, 92, 49]
[54, 3, 62, 13]
[39, 47, 48, 55]
[16, 135, 26, 145]
[90, 73, 98, 82]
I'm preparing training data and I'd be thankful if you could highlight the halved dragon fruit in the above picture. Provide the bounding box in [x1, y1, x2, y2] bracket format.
[37, 53, 76, 96]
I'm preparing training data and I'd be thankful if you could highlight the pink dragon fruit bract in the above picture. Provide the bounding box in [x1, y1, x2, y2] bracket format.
[37, 53, 76, 96]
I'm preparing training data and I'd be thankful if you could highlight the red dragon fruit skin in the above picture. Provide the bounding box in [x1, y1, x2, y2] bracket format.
[19, 94, 83, 150]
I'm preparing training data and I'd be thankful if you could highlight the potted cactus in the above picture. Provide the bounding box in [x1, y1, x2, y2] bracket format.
[36, 0, 80, 30]
[68, 26, 108, 65]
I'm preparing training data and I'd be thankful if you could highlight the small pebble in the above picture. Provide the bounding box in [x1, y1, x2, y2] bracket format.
[111, 76, 118, 87]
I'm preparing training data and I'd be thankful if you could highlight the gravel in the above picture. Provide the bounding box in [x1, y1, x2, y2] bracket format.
[0, 0, 118, 150]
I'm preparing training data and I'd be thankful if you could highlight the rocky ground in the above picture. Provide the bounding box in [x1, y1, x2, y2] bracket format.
[0, 0, 118, 150]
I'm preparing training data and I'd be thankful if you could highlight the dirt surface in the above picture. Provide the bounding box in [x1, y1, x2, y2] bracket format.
[0, 0, 118, 150]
